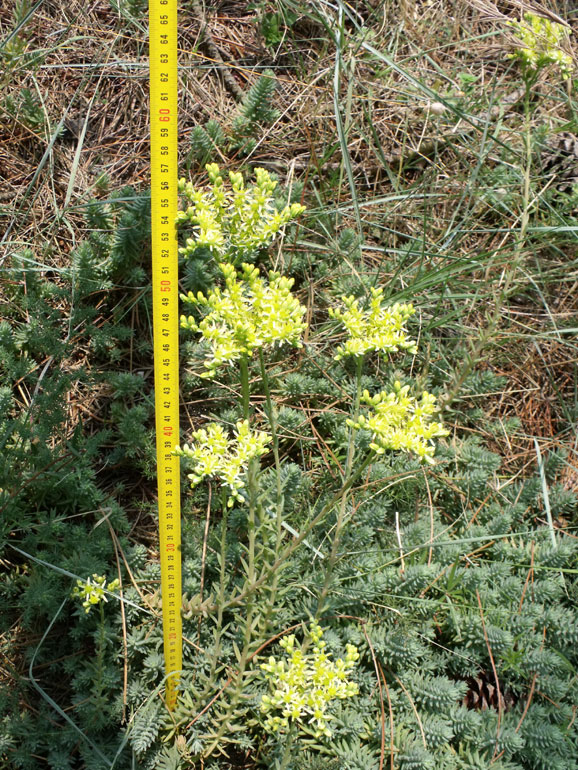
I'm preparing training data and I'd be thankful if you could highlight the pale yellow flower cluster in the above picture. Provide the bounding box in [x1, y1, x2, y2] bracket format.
[176, 164, 305, 261]
[348, 383, 449, 464]
[72, 574, 120, 614]
[174, 420, 271, 506]
[180, 262, 307, 378]
[328, 288, 417, 360]
[508, 12, 573, 80]
[260, 623, 359, 738]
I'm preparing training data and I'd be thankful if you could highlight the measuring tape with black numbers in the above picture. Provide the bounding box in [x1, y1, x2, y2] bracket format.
[148, 0, 182, 711]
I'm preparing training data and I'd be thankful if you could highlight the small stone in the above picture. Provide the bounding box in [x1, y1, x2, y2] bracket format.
[429, 101, 447, 115]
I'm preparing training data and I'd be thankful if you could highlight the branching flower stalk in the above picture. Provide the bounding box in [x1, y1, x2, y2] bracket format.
[315, 290, 442, 615]
[277, 723, 297, 770]
[239, 353, 258, 651]
[94, 602, 108, 715]
[203, 356, 262, 757]
[441, 15, 573, 409]
[71, 575, 119, 718]
[238, 354, 261, 688]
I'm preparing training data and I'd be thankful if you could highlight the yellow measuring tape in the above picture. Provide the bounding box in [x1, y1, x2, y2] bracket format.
[148, 0, 182, 710]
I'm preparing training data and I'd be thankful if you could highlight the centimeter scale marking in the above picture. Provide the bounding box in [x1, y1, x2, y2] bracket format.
[148, 0, 182, 710]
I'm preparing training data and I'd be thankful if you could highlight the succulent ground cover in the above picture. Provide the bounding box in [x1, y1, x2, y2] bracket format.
[1, 1, 577, 769]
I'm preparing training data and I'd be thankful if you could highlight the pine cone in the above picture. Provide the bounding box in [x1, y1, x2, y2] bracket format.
[464, 672, 516, 712]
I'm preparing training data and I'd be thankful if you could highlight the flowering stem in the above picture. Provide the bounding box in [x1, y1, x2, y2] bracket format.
[204, 408, 259, 756]
[258, 349, 282, 513]
[238, 353, 257, 589]
[440, 77, 535, 411]
[229, 356, 258, 745]
[346, 357, 364, 477]
[95, 602, 106, 705]
[240, 355, 257, 608]
[521, 76, 533, 239]
[238, 353, 257, 601]
[240, 354, 250, 421]
[258, 349, 285, 636]
[277, 723, 297, 770]
[316, 355, 364, 616]
[211, 494, 229, 675]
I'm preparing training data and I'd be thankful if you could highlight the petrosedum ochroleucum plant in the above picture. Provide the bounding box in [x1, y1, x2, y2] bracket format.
[328, 288, 417, 360]
[508, 12, 573, 81]
[174, 165, 448, 758]
[176, 163, 305, 262]
[180, 262, 307, 378]
[173, 420, 271, 507]
[72, 574, 120, 614]
[260, 622, 359, 739]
